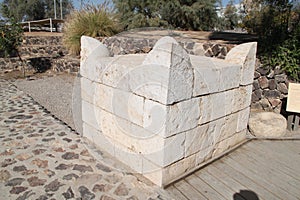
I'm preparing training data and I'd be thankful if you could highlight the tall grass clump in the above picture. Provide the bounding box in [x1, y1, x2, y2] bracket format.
[63, 3, 120, 55]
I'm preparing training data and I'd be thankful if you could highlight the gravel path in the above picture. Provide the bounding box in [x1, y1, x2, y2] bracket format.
[13, 74, 82, 134]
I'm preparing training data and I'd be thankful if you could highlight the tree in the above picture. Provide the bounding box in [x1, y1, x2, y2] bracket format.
[113, 0, 219, 31]
[0, 12, 25, 76]
[224, 0, 239, 29]
[0, 0, 73, 22]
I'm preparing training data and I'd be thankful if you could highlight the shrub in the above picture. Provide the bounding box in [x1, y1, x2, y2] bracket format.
[63, 3, 120, 55]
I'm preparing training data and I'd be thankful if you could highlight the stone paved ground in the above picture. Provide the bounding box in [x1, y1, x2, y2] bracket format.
[0, 79, 172, 200]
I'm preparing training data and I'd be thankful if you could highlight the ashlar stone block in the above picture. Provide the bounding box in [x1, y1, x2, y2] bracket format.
[225, 42, 257, 86]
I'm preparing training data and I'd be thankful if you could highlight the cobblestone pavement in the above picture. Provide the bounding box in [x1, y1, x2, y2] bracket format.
[0, 79, 173, 200]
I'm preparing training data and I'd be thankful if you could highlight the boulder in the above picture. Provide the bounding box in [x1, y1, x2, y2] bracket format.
[249, 111, 287, 137]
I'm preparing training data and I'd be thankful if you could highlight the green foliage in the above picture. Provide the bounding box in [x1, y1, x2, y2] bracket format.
[243, 0, 300, 81]
[63, 4, 120, 55]
[0, 15, 23, 57]
[224, 0, 239, 30]
[113, 0, 219, 31]
[0, 0, 73, 22]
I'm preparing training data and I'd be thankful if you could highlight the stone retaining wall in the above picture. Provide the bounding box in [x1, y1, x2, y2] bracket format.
[80, 36, 257, 187]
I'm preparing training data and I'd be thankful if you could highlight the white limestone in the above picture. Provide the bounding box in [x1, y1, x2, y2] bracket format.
[225, 42, 257, 85]
[80, 36, 257, 187]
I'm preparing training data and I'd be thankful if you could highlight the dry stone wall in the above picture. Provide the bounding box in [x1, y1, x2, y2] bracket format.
[80, 36, 257, 187]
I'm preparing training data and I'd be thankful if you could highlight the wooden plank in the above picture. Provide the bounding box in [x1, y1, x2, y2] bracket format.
[247, 141, 300, 174]
[167, 185, 189, 200]
[287, 115, 294, 131]
[205, 165, 249, 193]
[174, 179, 207, 200]
[243, 142, 300, 181]
[226, 150, 299, 199]
[215, 158, 279, 199]
[195, 169, 236, 199]
[185, 174, 225, 200]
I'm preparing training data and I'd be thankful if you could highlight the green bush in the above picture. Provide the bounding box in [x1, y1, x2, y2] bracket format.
[63, 4, 120, 55]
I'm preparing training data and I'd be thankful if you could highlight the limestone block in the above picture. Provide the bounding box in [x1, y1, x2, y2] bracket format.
[199, 93, 226, 124]
[142, 158, 163, 187]
[219, 112, 238, 142]
[225, 42, 257, 85]
[224, 89, 235, 115]
[98, 54, 146, 91]
[236, 107, 250, 132]
[114, 142, 143, 173]
[129, 64, 169, 104]
[80, 36, 110, 80]
[219, 63, 241, 91]
[82, 100, 100, 130]
[143, 98, 200, 138]
[136, 37, 193, 105]
[94, 83, 144, 126]
[195, 146, 213, 166]
[81, 77, 95, 104]
[192, 57, 220, 96]
[232, 85, 252, 113]
[185, 117, 225, 157]
[82, 122, 115, 155]
[212, 129, 247, 157]
[249, 111, 287, 137]
[162, 154, 196, 186]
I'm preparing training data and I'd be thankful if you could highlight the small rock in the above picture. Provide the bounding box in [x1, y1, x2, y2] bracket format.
[27, 176, 47, 187]
[69, 144, 78, 149]
[0, 170, 11, 182]
[275, 74, 287, 83]
[268, 79, 277, 90]
[36, 195, 48, 200]
[53, 147, 65, 152]
[42, 137, 55, 142]
[114, 183, 129, 196]
[92, 184, 113, 193]
[249, 111, 287, 137]
[16, 190, 35, 200]
[44, 169, 55, 178]
[80, 150, 91, 157]
[44, 179, 64, 192]
[263, 90, 281, 99]
[0, 149, 15, 156]
[13, 165, 27, 172]
[9, 114, 33, 120]
[9, 186, 28, 194]
[1, 158, 17, 167]
[16, 153, 33, 161]
[31, 158, 48, 168]
[63, 173, 79, 180]
[63, 138, 72, 143]
[78, 186, 95, 200]
[100, 195, 116, 200]
[96, 163, 112, 173]
[21, 169, 38, 176]
[32, 149, 47, 155]
[277, 83, 288, 94]
[258, 76, 269, 89]
[73, 164, 93, 173]
[62, 152, 79, 160]
[5, 178, 25, 186]
[55, 163, 73, 170]
[62, 187, 74, 199]
[127, 196, 139, 200]
[58, 132, 67, 136]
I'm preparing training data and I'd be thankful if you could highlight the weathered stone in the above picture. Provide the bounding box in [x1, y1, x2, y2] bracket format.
[5, 178, 25, 186]
[44, 169, 55, 178]
[16, 153, 33, 161]
[254, 89, 263, 99]
[260, 98, 272, 111]
[62, 187, 75, 199]
[55, 163, 73, 170]
[44, 179, 64, 192]
[258, 76, 269, 89]
[114, 183, 129, 196]
[249, 111, 287, 137]
[268, 79, 277, 90]
[263, 90, 281, 99]
[63, 173, 79, 180]
[256, 67, 269, 76]
[31, 158, 48, 168]
[253, 80, 259, 90]
[15, 190, 35, 200]
[0, 149, 15, 156]
[95, 163, 112, 173]
[269, 99, 282, 108]
[9, 186, 28, 194]
[27, 176, 47, 187]
[100, 195, 116, 200]
[13, 165, 27, 172]
[78, 186, 95, 200]
[277, 83, 288, 94]
[275, 74, 287, 83]
[1, 158, 17, 167]
[8, 114, 33, 120]
[92, 184, 113, 193]
[62, 152, 79, 160]
[73, 164, 93, 173]
[251, 93, 260, 103]
[0, 171, 11, 183]
[21, 169, 38, 176]
[32, 149, 47, 155]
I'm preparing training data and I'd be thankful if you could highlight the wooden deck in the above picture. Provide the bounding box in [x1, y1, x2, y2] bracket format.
[166, 140, 300, 200]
